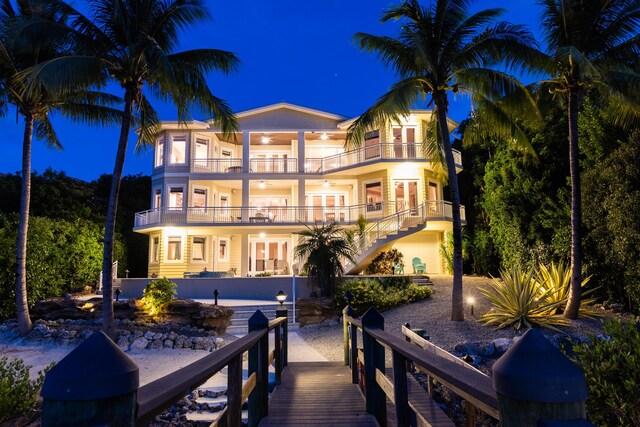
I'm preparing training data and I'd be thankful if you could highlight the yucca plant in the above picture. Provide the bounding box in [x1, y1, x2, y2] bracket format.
[535, 261, 600, 318]
[480, 268, 568, 331]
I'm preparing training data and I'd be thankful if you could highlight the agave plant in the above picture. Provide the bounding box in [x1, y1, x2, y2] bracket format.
[479, 268, 568, 331]
[535, 261, 600, 318]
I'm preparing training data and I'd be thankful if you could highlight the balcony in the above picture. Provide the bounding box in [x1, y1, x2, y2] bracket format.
[191, 158, 242, 173]
[249, 158, 298, 174]
[134, 200, 465, 229]
[304, 143, 462, 174]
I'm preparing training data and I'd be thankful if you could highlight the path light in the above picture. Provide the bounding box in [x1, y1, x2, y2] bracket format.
[276, 290, 287, 305]
[115, 288, 121, 302]
[275, 290, 288, 318]
[467, 296, 475, 316]
[214, 289, 219, 306]
[345, 290, 354, 306]
[125, 269, 129, 278]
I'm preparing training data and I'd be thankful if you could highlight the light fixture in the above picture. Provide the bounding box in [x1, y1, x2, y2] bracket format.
[276, 290, 287, 304]
[261, 135, 270, 144]
[259, 181, 266, 188]
[467, 296, 476, 316]
[275, 290, 288, 318]
[323, 180, 329, 188]
[259, 232, 266, 238]
[213, 289, 219, 305]
[320, 132, 329, 140]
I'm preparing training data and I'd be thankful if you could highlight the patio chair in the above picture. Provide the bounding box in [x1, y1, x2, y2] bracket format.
[266, 259, 275, 273]
[393, 263, 404, 275]
[412, 257, 426, 274]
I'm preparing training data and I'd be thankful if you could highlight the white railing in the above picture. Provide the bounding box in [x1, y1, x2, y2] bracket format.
[304, 143, 462, 173]
[249, 158, 298, 174]
[191, 158, 242, 173]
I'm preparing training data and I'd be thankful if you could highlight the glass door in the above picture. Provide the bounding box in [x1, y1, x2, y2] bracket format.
[249, 239, 289, 275]
[395, 180, 418, 213]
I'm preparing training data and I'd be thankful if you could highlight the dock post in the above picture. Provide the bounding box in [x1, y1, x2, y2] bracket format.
[493, 329, 594, 426]
[343, 305, 354, 365]
[248, 310, 269, 427]
[41, 331, 139, 426]
[362, 307, 387, 426]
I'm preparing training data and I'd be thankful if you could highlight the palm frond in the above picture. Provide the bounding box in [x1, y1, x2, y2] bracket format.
[33, 116, 61, 149]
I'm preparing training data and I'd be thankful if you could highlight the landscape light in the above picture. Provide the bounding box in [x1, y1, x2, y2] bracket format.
[467, 296, 475, 316]
[214, 289, 219, 305]
[276, 290, 287, 305]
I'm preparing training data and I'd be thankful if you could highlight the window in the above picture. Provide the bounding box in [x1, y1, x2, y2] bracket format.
[365, 181, 383, 212]
[170, 135, 186, 164]
[428, 182, 438, 200]
[167, 236, 182, 261]
[194, 138, 208, 160]
[364, 130, 380, 159]
[154, 188, 162, 209]
[192, 237, 206, 261]
[151, 237, 159, 262]
[218, 238, 229, 261]
[219, 195, 229, 208]
[169, 187, 184, 209]
[155, 138, 164, 167]
[221, 149, 232, 158]
[192, 188, 207, 208]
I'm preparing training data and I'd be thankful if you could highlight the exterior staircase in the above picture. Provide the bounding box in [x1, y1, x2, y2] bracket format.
[411, 275, 433, 286]
[345, 203, 428, 275]
[226, 303, 298, 335]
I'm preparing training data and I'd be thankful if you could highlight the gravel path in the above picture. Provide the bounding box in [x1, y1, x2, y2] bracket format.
[299, 274, 612, 361]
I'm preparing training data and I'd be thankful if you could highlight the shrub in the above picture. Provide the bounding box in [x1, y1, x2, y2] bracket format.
[141, 277, 177, 316]
[535, 261, 600, 317]
[439, 230, 470, 274]
[365, 249, 404, 275]
[378, 275, 412, 289]
[479, 267, 568, 331]
[570, 318, 640, 426]
[0, 357, 52, 423]
[336, 278, 432, 315]
[255, 272, 272, 277]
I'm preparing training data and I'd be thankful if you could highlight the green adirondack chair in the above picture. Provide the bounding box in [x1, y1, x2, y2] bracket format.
[412, 257, 426, 274]
[393, 262, 404, 275]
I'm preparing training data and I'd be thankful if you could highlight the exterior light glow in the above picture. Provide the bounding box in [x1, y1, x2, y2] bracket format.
[467, 296, 475, 316]
[323, 180, 329, 187]
[320, 132, 329, 140]
[259, 232, 266, 238]
[259, 181, 266, 188]
[276, 290, 287, 304]
[261, 135, 270, 144]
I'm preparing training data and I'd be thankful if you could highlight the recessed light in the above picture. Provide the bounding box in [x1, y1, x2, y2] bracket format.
[259, 232, 266, 238]
[320, 132, 329, 140]
[259, 181, 266, 188]
[261, 135, 270, 144]
[323, 180, 329, 188]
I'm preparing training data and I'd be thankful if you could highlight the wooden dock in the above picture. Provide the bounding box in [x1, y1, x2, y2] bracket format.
[258, 361, 379, 426]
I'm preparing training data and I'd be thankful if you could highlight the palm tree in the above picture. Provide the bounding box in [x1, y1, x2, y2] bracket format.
[346, 0, 539, 320]
[0, 0, 121, 335]
[536, 0, 640, 319]
[294, 222, 357, 297]
[21, 0, 239, 337]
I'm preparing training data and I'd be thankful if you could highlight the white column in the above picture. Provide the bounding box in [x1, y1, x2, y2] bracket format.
[297, 131, 305, 173]
[242, 132, 250, 173]
[241, 233, 249, 277]
[241, 179, 250, 222]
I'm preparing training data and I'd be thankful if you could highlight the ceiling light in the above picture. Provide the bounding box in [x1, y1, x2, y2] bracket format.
[259, 232, 266, 238]
[320, 132, 329, 140]
[259, 181, 266, 188]
[323, 180, 329, 188]
[261, 135, 270, 144]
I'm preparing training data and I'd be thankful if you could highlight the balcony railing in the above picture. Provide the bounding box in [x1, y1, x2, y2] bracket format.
[191, 158, 242, 173]
[249, 158, 298, 174]
[304, 143, 462, 173]
[134, 200, 464, 228]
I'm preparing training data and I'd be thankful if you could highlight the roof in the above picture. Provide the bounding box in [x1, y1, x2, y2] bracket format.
[208, 102, 347, 124]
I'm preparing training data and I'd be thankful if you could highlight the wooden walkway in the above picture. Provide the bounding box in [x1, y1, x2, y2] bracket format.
[258, 361, 379, 427]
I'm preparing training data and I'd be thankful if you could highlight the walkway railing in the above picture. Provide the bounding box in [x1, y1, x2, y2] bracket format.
[192, 158, 243, 173]
[305, 143, 463, 173]
[249, 157, 298, 174]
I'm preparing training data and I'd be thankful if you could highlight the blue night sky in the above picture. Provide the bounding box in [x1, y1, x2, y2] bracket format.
[0, 0, 544, 181]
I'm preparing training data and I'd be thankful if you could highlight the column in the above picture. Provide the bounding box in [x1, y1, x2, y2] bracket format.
[242, 132, 250, 173]
[297, 178, 305, 222]
[297, 131, 305, 173]
[241, 233, 249, 277]
[241, 179, 250, 222]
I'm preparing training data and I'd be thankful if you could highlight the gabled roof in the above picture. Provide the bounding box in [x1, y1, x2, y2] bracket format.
[337, 110, 458, 131]
[208, 102, 347, 124]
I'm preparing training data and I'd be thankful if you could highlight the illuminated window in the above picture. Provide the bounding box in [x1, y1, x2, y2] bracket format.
[193, 188, 207, 208]
[154, 188, 162, 209]
[155, 137, 164, 167]
[167, 236, 182, 261]
[151, 237, 159, 262]
[169, 187, 183, 209]
[170, 135, 186, 164]
[192, 237, 206, 261]
[218, 238, 229, 261]
[365, 181, 383, 211]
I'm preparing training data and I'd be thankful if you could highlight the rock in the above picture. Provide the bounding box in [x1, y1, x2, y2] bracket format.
[151, 339, 163, 349]
[163, 339, 174, 348]
[175, 336, 185, 348]
[133, 330, 144, 339]
[117, 335, 130, 348]
[153, 332, 163, 340]
[453, 341, 495, 357]
[144, 331, 155, 340]
[462, 354, 482, 367]
[131, 337, 149, 350]
[491, 338, 512, 356]
[168, 331, 177, 341]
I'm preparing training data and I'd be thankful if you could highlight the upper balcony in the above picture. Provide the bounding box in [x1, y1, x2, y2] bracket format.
[304, 143, 462, 174]
[133, 200, 465, 230]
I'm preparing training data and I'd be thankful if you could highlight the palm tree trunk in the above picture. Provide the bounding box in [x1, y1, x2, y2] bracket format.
[15, 114, 35, 336]
[101, 90, 134, 338]
[434, 92, 464, 321]
[564, 90, 582, 319]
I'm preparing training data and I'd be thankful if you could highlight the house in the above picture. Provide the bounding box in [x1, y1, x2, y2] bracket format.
[133, 102, 465, 278]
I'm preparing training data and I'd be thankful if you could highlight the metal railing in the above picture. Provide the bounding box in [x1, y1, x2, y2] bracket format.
[304, 143, 463, 173]
[249, 158, 298, 173]
[191, 158, 243, 173]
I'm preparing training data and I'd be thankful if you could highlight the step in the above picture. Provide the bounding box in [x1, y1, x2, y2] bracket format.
[231, 308, 298, 320]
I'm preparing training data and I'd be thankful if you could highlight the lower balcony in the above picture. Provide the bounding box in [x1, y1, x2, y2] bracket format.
[134, 201, 465, 229]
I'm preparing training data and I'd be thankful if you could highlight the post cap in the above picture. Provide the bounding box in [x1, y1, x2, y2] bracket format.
[492, 329, 587, 403]
[41, 331, 139, 401]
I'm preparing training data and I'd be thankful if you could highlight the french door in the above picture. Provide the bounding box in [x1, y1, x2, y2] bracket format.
[249, 239, 289, 274]
[395, 180, 419, 213]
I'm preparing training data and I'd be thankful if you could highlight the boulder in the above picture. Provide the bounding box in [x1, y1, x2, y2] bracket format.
[131, 337, 149, 350]
[491, 338, 513, 356]
[453, 340, 495, 357]
[296, 297, 339, 327]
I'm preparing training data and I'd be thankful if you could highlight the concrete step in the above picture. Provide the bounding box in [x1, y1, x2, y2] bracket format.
[231, 308, 298, 320]
[411, 275, 433, 286]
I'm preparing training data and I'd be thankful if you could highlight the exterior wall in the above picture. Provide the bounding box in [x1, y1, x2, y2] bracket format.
[237, 108, 340, 130]
[391, 230, 444, 274]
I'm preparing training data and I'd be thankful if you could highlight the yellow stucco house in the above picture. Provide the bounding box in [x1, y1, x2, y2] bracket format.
[133, 102, 464, 278]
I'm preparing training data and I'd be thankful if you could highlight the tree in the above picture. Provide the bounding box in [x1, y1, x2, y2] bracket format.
[536, 0, 640, 318]
[346, 0, 539, 320]
[294, 222, 357, 297]
[0, 0, 120, 335]
[23, 0, 239, 337]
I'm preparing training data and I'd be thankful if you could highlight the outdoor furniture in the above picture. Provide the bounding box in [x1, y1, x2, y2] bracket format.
[266, 259, 275, 273]
[226, 165, 242, 173]
[393, 263, 404, 275]
[412, 257, 426, 274]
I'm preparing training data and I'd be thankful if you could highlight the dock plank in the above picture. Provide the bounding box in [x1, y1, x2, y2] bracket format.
[258, 361, 379, 427]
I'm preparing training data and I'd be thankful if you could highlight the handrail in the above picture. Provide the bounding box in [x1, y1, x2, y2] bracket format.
[136, 313, 288, 426]
[342, 310, 499, 426]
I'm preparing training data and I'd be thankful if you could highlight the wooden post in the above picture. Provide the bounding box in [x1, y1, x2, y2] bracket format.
[41, 331, 139, 427]
[392, 349, 410, 427]
[493, 329, 593, 427]
[361, 307, 387, 426]
[226, 354, 243, 427]
[274, 321, 282, 385]
[248, 310, 269, 427]
[343, 304, 354, 365]
[350, 322, 358, 384]
[276, 304, 288, 366]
